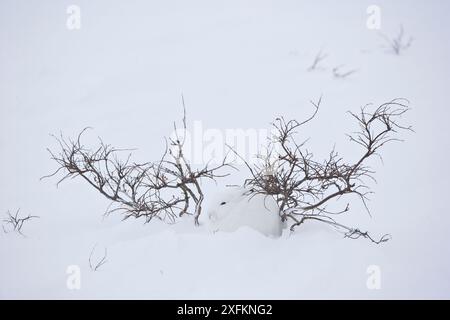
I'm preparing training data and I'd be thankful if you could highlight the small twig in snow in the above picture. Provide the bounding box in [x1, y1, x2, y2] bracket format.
[89, 244, 108, 271]
[2, 209, 39, 237]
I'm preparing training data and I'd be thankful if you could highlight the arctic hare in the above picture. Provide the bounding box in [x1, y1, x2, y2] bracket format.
[207, 187, 283, 237]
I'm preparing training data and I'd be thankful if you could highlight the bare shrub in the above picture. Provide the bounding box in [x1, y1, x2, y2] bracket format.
[42, 97, 234, 225]
[231, 97, 411, 243]
[43, 94, 411, 244]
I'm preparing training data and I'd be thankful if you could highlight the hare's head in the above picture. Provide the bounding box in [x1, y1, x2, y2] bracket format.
[207, 187, 283, 237]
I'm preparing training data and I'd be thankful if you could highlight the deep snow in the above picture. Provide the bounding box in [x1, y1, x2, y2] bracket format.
[1, 0, 450, 299]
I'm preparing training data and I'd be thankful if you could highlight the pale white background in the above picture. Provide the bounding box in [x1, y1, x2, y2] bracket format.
[1, 0, 449, 299]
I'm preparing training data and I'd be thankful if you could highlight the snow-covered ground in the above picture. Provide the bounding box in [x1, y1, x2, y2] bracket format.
[1, 0, 450, 299]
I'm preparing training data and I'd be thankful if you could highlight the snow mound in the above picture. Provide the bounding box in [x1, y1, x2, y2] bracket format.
[207, 187, 283, 238]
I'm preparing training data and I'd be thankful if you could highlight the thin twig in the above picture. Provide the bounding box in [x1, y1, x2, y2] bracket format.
[89, 244, 108, 271]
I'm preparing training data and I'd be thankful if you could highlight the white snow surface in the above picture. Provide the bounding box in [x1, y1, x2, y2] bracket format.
[1, 0, 450, 299]
[207, 187, 283, 237]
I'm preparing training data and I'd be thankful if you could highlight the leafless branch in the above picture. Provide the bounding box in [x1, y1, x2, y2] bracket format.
[2, 209, 39, 236]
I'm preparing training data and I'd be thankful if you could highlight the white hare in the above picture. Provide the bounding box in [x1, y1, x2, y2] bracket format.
[207, 187, 283, 238]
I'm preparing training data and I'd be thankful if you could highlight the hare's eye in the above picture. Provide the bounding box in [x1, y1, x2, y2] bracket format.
[220, 202, 226, 206]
